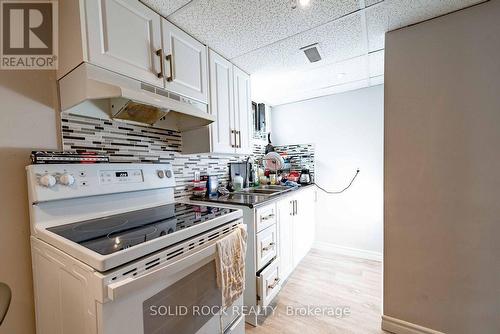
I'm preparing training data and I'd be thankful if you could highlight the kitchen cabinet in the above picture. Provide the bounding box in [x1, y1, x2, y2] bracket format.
[292, 187, 316, 267]
[233, 67, 253, 154]
[208, 49, 252, 154]
[209, 50, 235, 153]
[277, 199, 294, 281]
[277, 187, 316, 279]
[83, 0, 164, 86]
[59, 0, 208, 104]
[162, 20, 209, 103]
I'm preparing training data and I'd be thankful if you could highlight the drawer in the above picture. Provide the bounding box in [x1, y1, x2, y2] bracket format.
[257, 258, 281, 308]
[256, 203, 276, 232]
[221, 296, 243, 331]
[223, 315, 244, 334]
[256, 224, 277, 270]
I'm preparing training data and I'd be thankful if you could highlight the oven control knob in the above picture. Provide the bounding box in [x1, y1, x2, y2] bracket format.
[165, 170, 172, 178]
[59, 173, 75, 186]
[39, 174, 56, 188]
[157, 170, 165, 178]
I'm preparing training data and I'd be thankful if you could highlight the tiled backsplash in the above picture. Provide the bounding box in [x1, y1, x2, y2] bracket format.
[61, 113, 248, 199]
[252, 141, 315, 178]
[61, 113, 315, 197]
[275, 144, 315, 178]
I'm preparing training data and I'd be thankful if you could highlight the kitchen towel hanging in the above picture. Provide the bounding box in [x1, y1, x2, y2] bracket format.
[214, 225, 247, 307]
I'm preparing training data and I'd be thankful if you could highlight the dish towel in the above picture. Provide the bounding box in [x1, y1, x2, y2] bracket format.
[215, 225, 247, 307]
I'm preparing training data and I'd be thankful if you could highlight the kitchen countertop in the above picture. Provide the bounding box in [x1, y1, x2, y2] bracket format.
[189, 184, 315, 209]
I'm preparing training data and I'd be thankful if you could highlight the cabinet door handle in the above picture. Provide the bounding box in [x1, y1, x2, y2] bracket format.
[267, 278, 280, 290]
[262, 242, 275, 252]
[290, 200, 293, 216]
[156, 49, 164, 78]
[293, 200, 297, 216]
[237, 130, 241, 148]
[231, 129, 236, 148]
[166, 54, 173, 82]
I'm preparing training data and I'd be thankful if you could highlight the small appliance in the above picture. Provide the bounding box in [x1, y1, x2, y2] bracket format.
[299, 168, 312, 185]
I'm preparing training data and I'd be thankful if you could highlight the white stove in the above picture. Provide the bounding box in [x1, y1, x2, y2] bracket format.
[27, 163, 245, 334]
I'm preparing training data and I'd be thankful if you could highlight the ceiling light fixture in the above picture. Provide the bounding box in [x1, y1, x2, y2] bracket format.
[299, 0, 310, 7]
[291, 0, 310, 9]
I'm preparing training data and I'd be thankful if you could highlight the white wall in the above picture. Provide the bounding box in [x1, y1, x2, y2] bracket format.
[271, 85, 384, 255]
[384, 1, 500, 332]
[0, 70, 59, 334]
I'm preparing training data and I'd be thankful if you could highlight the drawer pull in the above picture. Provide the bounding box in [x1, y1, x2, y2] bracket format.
[261, 213, 275, 221]
[267, 278, 280, 290]
[262, 242, 275, 251]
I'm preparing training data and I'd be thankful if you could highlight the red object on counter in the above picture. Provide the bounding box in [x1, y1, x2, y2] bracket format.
[287, 171, 300, 182]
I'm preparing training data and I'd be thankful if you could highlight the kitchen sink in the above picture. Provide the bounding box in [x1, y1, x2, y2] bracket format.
[235, 189, 281, 196]
[234, 185, 297, 196]
[254, 185, 295, 191]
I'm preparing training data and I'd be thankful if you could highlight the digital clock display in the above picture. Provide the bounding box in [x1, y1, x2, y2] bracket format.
[115, 172, 128, 178]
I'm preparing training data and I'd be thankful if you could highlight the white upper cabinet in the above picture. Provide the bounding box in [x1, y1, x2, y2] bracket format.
[162, 20, 209, 103]
[233, 67, 252, 154]
[85, 0, 163, 87]
[208, 49, 252, 155]
[209, 50, 235, 153]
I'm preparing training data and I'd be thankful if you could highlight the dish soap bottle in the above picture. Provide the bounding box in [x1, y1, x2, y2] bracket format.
[233, 173, 244, 191]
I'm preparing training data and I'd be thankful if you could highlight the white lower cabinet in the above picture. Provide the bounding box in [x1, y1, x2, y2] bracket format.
[278, 187, 316, 279]
[277, 199, 294, 280]
[239, 188, 316, 326]
[256, 224, 278, 271]
[257, 259, 281, 308]
[293, 187, 316, 267]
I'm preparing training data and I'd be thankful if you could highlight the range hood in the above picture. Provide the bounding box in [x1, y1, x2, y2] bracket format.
[58, 63, 215, 132]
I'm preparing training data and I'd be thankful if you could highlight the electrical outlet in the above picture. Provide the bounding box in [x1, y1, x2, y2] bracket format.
[194, 171, 200, 182]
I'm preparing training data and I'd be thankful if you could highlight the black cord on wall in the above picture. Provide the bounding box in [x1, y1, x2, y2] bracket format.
[316, 169, 360, 194]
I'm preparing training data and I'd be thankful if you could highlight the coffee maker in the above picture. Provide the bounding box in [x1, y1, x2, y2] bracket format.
[299, 169, 312, 185]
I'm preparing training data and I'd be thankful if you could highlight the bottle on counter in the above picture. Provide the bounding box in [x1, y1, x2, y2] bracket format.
[233, 173, 244, 191]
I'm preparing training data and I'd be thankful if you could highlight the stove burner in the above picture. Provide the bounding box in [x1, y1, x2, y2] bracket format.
[47, 203, 236, 255]
[73, 219, 130, 233]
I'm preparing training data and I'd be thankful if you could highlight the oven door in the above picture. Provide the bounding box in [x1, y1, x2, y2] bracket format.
[99, 223, 244, 334]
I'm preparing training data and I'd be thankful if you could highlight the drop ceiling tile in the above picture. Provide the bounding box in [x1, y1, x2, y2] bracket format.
[385, 0, 485, 31]
[366, 4, 388, 51]
[141, 0, 192, 16]
[251, 54, 370, 105]
[368, 50, 384, 77]
[365, 0, 384, 6]
[167, 0, 360, 59]
[233, 13, 365, 75]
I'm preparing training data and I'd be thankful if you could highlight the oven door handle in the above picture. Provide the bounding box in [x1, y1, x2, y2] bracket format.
[107, 243, 216, 301]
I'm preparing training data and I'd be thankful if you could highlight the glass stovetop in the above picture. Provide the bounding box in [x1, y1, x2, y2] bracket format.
[47, 203, 237, 255]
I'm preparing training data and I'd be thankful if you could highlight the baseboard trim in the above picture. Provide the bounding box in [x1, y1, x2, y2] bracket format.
[381, 315, 445, 334]
[313, 242, 383, 262]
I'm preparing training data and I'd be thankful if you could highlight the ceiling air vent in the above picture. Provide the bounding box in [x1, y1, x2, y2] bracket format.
[300, 43, 322, 63]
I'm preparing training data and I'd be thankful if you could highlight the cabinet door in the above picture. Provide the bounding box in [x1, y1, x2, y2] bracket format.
[85, 0, 163, 86]
[277, 198, 294, 280]
[162, 20, 208, 103]
[233, 66, 252, 154]
[209, 50, 235, 153]
[293, 189, 316, 266]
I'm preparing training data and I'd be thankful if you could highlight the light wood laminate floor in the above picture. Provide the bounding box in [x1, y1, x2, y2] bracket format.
[246, 248, 387, 334]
